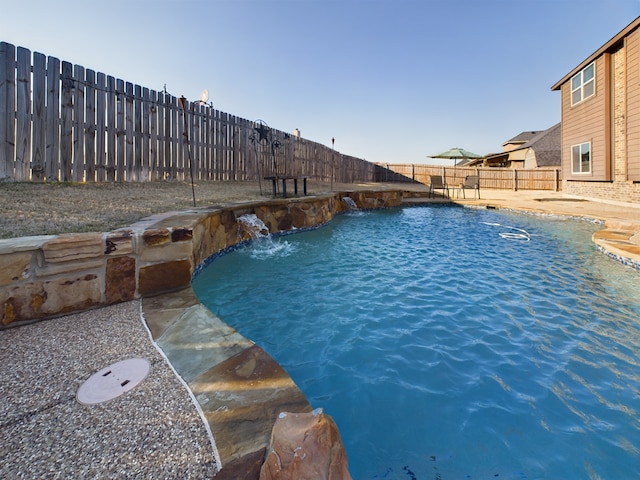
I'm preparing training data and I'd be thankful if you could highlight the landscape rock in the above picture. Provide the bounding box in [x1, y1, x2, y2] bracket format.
[138, 260, 191, 296]
[259, 408, 351, 480]
[105, 256, 136, 303]
[0, 252, 32, 286]
[42, 233, 104, 263]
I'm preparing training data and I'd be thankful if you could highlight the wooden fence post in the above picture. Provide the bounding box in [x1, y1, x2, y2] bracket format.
[95, 72, 106, 182]
[15, 47, 32, 181]
[106, 76, 117, 181]
[60, 61, 73, 182]
[150, 89, 160, 180]
[85, 69, 97, 182]
[133, 84, 143, 182]
[125, 82, 134, 181]
[72, 64, 85, 182]
[45, 55, 61, 182]
[0, 42, 16, 180]
[32, 52, 47, 182]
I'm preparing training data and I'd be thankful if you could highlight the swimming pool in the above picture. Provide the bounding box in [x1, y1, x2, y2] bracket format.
[192, 205, 640, 479]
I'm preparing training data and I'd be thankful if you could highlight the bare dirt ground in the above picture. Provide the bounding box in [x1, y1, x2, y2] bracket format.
[0, 180, 422, 239]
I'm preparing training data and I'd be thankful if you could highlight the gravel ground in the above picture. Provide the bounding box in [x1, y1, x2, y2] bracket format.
[0, 300, 219, 479]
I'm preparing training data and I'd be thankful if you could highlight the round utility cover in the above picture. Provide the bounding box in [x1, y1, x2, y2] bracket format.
[76, 358, 151, 405]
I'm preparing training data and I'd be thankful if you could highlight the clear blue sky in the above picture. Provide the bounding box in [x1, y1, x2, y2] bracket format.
[4, 0, 640, 165]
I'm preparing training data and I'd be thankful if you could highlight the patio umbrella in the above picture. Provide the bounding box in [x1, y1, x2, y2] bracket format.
[429, 147, 483, 186]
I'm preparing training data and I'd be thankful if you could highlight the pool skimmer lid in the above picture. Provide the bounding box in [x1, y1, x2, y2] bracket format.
[76, 358, 151, 405]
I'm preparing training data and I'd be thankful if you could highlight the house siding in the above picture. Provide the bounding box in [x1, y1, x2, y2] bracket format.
[557, 18, 640, 204]
[561, 56, 610, 181]
[524, 149, 536, 169]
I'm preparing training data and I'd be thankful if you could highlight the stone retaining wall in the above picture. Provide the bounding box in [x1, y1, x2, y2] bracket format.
[1, 190, 402, 327]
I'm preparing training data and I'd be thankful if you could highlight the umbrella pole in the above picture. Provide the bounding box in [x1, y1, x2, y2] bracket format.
[453, 160, 456, 198]
[442, 166, 447, 197]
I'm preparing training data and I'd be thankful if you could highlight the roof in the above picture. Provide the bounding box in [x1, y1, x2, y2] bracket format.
[484, 152, 509, 161]
[518, 123, 561, 166]
[551, 16, 640, 91]
[503, 130, 543, 146]
[525, 123, 561, 166]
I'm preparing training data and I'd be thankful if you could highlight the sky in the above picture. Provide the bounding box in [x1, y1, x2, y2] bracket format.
[4, 0, 640, 165]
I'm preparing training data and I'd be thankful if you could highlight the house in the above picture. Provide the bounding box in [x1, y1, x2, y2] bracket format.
[503, 130, 543, 152]
[551, 17, 640, 204]
[520, 123, 562, 169]
[466, 124, 561, 169]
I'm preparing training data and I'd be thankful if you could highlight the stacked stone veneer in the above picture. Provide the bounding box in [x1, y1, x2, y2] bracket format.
[1, 190, 401, 327]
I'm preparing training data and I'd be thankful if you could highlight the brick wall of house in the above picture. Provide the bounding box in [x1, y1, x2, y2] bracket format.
[564, 179, 640, 203]
[613, 46, 627, 181]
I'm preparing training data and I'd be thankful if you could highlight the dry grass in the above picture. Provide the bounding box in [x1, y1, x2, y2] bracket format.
[0, 180, 418, 239]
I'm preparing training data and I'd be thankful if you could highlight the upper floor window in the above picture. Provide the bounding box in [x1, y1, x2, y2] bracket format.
[571, 62, 595, 105]
[571, 142, 591, 174]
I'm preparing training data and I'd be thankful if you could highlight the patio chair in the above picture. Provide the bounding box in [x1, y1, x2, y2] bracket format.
[458, 175, 480, 199]
[428, 175, 449, 198]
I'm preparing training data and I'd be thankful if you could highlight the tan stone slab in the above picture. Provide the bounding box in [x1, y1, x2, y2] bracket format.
[145, 286, 201, 309]
[147, 212, 208, 230]
[35, 258, 104, 277]
[0, 252, 33, 286]
[139, 241, 194, 263]
[1, 282, 47, 325]
[593, 230, 634, 242]
[157, 304, 254, 382]
[104, 231, 134, 255]
[0, 235, 55, 254]
[189, 345, 310, 466]
[606, 219, 640, 230]
[42, 233, 104, 263]
[41, 274, 102, 315]
[593, 229, 640, 265]
[142, 228, 171, 246]
[142, 287, 201, 339]
[138, 260, 192, 296]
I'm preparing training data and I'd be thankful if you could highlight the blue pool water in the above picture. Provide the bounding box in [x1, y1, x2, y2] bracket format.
[192, 206, 640, 479]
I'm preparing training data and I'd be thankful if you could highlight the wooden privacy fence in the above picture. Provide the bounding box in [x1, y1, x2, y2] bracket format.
[0, 42, 375, 184]
[375, 163, 562, 191]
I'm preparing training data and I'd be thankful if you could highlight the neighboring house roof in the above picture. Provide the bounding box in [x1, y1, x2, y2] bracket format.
[477, 152, 509, 166]
[466, 124, 561, 167]
[519, 122, 561, 167]
[503, 130, 542, 146]
[551, 16, 640, 91]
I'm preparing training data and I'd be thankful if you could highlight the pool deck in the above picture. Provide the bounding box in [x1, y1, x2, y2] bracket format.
[2, 188, 639, 479]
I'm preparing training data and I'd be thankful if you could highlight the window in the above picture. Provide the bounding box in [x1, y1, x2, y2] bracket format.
[571, 142, 591, 174]
[571, 62, 595, 105]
